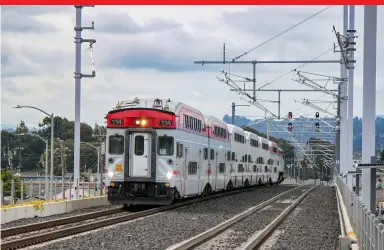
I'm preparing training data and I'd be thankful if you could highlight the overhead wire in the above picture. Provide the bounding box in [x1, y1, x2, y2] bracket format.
[258, 46, 338, 90]
[232, 5, 333, 61]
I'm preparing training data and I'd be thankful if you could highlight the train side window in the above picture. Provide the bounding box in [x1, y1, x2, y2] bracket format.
[219, 163, 225, 173]
[188, 162, 198, 175]
[176, 142, 183, 158]
[158, 136, 174, 156]
[109, 135, 124, 155]
[203, 148, 208, 160]
[184, 115, 187, 128]
[210, 149, 215, 160]
[238, 164, 244, 172]
[227, 151, 231, 161]
[232, 152, 235, 161]
[134, 135, 144, 156]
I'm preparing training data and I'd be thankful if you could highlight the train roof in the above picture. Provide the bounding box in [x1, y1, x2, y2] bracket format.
[226, 124, 245, 135]
[269, 141, 278, 147]
[111, 97, 180, 114]
[244, 131, 259, 140]
[109, 97, 282, 149]
[204, 115, 228, 128]
[259, 136, 269, 144]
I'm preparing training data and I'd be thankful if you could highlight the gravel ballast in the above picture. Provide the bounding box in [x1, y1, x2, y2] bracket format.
[1, 204, 123, 229]
[259, 185, 341, 250]
[195, 186, 311, 250]
[29, 185, 297, 250]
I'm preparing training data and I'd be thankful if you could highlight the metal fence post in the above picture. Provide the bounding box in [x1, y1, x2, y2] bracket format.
[29, 181, 33, 199]
[11, 179, 15, 205]
[0, 180, 3, 206]
[62, 177, 65, 200]
[75, 178, 80, 199]
[82, 179, 85, 199]
[20, 180, 23, 202]
[54, 180, 57, 200]
[38, 179, 42, 199]
[69, 179, 72, 200]
[88, 181, 91, 198]
[378, 224, 384, 250]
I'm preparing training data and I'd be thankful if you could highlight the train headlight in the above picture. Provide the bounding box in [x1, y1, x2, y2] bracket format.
[108, 171, 115, 178]
[166, 172, 173, 179]
[141, 119, 147, 125]
[135, 119, 140, 125]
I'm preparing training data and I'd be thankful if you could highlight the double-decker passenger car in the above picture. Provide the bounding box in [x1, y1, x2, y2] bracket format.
[105, 97, 285, 206]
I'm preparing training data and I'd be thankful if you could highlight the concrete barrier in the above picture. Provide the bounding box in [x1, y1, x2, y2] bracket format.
[1, 196, 111, 224]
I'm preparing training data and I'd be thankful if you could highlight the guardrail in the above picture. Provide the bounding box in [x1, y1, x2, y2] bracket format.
[336, 176, 384, 249]
[1, 179, 106, 208]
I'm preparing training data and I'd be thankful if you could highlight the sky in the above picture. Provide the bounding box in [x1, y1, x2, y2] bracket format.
[1, 5, 384, 129]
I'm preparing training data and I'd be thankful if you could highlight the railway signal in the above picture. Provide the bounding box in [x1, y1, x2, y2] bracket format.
[315, 112, 320, 119]
[315, 122, 320, 132]
[288, 112, 293, 119]
[288, 122, 293, 132]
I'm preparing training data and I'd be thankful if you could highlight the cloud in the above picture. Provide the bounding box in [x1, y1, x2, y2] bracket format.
[96, 11, 181, 34]
[1, 6, 69, 33]
[1, 5, 384, 130]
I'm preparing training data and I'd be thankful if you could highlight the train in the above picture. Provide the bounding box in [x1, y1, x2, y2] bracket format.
[105, 97, 285, 206]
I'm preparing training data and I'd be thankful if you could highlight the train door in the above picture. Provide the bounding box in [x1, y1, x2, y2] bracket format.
[182, 147, 188, 196]
[214, 152, 218, 191]
[198, 149, 204, 195]
[130, 133, 151, 178]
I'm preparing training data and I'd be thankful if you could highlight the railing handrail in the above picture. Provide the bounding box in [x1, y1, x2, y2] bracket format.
[335, 176, 384, 249]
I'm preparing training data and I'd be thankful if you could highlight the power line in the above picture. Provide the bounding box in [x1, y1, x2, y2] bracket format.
[232, 5, 333, 61]
[258, 46, 337, 90]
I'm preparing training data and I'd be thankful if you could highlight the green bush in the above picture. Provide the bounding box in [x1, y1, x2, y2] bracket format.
[1, 170, 27, 199]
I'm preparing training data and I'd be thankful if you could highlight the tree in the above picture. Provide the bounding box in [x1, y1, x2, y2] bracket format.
[16, 120, 29, 134]
[1, 170, 26, 199]
[3, 115, 103, 175]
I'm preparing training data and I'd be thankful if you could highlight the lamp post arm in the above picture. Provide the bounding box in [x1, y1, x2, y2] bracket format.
[14, 105, 51, 117]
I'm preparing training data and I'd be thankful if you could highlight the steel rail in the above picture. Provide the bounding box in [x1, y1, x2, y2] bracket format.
[242, 185, 317, 249]
[166, 185, 313, 250]
[1, 207, 125, 238]
[1, 184, 288, 250]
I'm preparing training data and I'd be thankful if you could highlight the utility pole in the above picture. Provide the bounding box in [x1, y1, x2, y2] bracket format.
[362, 5, 377, 213]
[346, 5, 356, 190]
[231, 103, 251, 125]
[73, 5, 96, 199]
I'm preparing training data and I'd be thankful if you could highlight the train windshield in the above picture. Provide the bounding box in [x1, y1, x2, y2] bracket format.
[109, 135, 124, 155]
[157, 136, 174, 156]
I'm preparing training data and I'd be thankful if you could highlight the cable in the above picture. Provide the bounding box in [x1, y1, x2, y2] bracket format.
[232, 5, 333, 61]
[258, 46, 337, 90]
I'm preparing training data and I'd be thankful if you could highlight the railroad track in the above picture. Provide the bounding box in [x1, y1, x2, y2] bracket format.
[166, 185, 316, 250]
[1, 207, 126, 238]
[0, 184, 286, 250]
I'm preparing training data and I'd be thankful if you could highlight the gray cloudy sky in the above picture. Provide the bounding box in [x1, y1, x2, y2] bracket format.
[1, 5, 383, 128]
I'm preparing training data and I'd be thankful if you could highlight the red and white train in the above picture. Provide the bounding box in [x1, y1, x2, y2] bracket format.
[105, 97, 285, 206]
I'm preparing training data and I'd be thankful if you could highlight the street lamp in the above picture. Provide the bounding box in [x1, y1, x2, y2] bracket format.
[17, 133, 49, 201]
[80, 142, 101, 196]
[14, 105, 55, 200]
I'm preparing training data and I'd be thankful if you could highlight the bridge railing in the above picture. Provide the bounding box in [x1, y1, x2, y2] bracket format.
[1, 179, 106, 208]
[336, 176, 384, 250]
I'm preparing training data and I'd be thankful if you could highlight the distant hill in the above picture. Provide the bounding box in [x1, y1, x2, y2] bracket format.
[223, 115, 384, 153]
